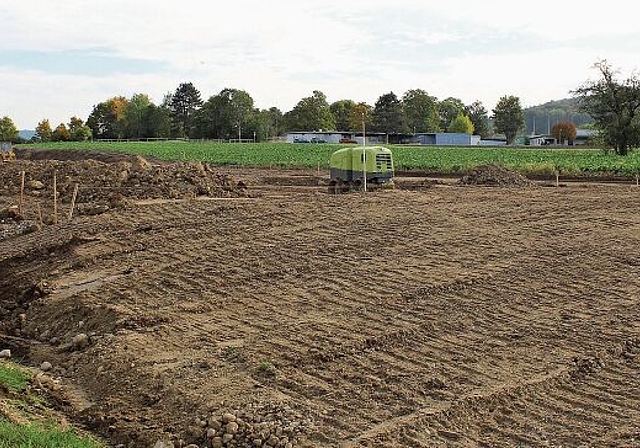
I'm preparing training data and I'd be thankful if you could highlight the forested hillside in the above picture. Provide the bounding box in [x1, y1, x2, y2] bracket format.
[524, 98, 594, 134]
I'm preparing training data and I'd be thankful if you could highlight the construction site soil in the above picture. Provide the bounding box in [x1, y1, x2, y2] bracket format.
[1, 151, 640, 447]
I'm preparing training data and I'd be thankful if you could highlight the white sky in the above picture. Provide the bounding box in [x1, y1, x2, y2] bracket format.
[2, 0, 639, 129]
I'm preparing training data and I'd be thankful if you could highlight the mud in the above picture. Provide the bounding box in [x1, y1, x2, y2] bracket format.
[1, 155, 640, 447]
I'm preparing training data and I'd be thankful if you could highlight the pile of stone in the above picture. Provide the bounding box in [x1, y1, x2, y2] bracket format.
[186, 403, 313, 448]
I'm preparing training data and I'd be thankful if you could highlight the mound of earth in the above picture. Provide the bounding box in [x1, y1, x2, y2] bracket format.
[0, 158, 247, 206]
[459, 164, 533, 187]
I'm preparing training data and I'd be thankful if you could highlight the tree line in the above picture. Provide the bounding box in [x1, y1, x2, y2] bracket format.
[78, 84, 499, 142]
[0, 84, 527, 145]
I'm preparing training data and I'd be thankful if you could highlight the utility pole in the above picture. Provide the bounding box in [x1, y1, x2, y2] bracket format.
[362, 112, 367, 193]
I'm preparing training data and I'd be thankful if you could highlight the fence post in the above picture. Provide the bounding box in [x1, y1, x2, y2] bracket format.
[53, 170, 58, 224]
[19, 171, 25, 215]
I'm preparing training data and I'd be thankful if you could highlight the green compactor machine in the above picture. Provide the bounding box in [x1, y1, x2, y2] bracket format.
[328, 146, 394, 193]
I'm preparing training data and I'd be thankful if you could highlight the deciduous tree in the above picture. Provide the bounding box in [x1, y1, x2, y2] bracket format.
[492, 95, 524, 144]
[35, 119, 53, 142]
[466, 100, 491, 138]
[0, 116, 19, 142]
[574, 60, 640, 155]
[448, 112, 475, 134]
[439, 97, 465, 131]
[348, 102, 373, 133]
[194, 89, 255, 140]
[144, 104, 172, 138]
[551, 121, 577, 145]
[86, 97, 129, 139]
[126, 93, 152, 139]
[51, 123, 71, 141]
[283, 91, 335, 132]
[68, 117, 91, 141]
[372, 92, 406, 134]
[402, 89, 440, 133]
[252, 107, 283, 141]
[330, 100, 356, 131]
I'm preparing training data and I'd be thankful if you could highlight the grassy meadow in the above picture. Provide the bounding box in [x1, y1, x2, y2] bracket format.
[17, 141, 640, 177]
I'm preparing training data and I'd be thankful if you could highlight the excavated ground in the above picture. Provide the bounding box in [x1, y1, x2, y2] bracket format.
[1, 155, 640, 448]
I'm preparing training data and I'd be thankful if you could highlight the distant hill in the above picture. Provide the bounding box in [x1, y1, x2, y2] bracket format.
[524, 98, 594, 135]
[19, 130, 36, 141]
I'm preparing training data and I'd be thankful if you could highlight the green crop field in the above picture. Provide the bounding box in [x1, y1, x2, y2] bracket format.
[17, 141, 640, 177]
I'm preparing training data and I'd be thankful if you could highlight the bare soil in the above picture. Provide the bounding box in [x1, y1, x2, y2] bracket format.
[1, 154, 640, 447]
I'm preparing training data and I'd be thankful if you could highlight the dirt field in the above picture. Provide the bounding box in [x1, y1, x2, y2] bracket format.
[1, 153, 640, 447]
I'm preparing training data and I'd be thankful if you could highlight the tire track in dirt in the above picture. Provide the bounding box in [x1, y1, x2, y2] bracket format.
[4, 185, 640, 446]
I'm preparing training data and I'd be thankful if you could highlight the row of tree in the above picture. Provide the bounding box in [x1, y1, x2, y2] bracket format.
[34, 117, 92, 142]
[0, 88, 535, 147]
[79, 84, 512, 142]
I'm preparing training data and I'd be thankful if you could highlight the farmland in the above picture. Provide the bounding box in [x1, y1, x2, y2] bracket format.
[18, 141, 640, 177]
[2, 150, 640, 447]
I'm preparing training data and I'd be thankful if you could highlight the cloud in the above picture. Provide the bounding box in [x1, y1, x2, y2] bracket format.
[3, 0, 640, 128]
[0, 49, 168, 76]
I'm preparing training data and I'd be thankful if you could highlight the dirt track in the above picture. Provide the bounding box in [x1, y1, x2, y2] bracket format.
[2, 158, 640, 447]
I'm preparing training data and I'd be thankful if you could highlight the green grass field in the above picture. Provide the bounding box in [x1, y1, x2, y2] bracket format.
[0, 361, 104, 448]
[17, 141, 640, 177]
[0, 363, 30, 393]
[0, 423, 103, 448]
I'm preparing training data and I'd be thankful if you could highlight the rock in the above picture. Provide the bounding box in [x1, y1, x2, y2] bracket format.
[71, 333, 89, 349]
[222, 433, 234, 443]
[40, 361, 52, 372]
[226, 421, 239, 434]
[222, 412, 237, 423]
[206, 428, 217, 438]
[265, 435, 279, 446]
[28, 180, 45, 190]
[0, 349, 11, 359]
[211, 437, 223, 448]
[209, 418, 222, 430]
[185, 445, 200, 448]
[132, 155, 151, 171]
[253, 439, 263, 447]
[153, 441, 174, 448]
[0, 205, 21, 221]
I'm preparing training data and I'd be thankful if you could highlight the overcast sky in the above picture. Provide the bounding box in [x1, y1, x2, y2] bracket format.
[2, 0, 640, 129]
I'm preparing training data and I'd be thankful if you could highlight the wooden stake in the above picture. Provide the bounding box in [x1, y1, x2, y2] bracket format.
[68, 184, 79, 221]
[636, 174, 639, 186]
[52, 170, 58, 225]
[555, 170, 559, 187]
[19, 171, 25, 215]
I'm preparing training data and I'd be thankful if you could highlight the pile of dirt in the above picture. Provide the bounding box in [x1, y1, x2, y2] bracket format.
[0, 158, 249, 211]
[459, 164, 533, 187]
